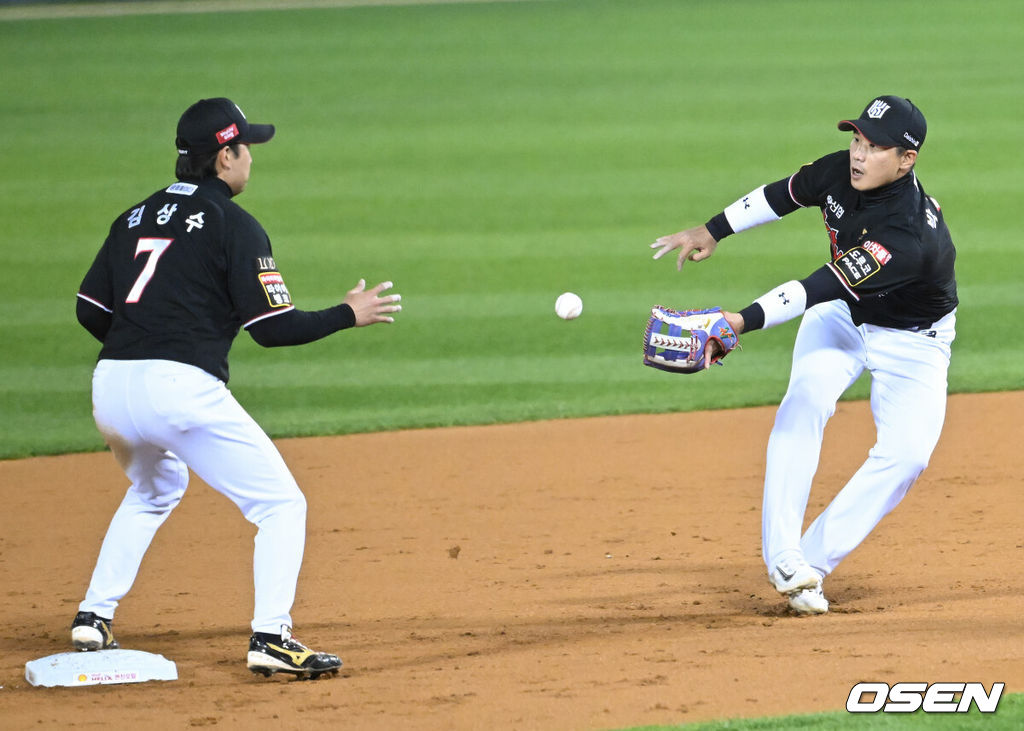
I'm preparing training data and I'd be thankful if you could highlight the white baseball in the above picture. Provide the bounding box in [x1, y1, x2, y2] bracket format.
[555, 292, 583, 320]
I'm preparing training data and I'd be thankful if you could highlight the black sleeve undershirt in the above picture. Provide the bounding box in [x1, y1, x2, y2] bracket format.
[737, 302, 765, 332]
[762, 178, 801, 217]
[704, 212, 733, 242]
[76, 298, 355, 347]
[801, 265, 846, 307]
[247, 304, 356, 347]
[76, 298, 112, 342]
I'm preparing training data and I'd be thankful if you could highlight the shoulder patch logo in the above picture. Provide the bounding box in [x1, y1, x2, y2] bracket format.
[258, 272, 292, 308]
[166, 182, 198, 196]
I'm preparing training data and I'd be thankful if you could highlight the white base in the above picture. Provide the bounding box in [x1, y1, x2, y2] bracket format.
[25, 650, 178, 687]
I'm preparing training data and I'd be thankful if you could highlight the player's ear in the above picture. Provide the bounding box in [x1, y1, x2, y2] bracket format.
[899, 149, 917, 172]
[215, 145, 233, 173]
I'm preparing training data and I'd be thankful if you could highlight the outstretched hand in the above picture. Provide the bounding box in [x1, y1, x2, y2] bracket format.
[650, 224, 718, 271]
[345, 279, 402, 326]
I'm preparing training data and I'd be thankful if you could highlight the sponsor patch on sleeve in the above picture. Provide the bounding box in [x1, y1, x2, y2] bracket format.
[258, 272, 293, 307]
[833, 246, 884, 287]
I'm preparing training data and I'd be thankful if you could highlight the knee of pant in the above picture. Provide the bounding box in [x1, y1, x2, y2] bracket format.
[152, 493, 185, 512]
[873, 448, 930, 481]
[779, 381, 837, 421]
[251, 489, 306, 525]
[290, 490, 308, 518]
[129, 484, 185, 513]
[903, 455, 930, 480]
[271, 488, 305, 518]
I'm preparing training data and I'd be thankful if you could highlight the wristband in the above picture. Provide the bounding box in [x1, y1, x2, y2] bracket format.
[753, 280, 807, 329]
[723, 185, 781, 233]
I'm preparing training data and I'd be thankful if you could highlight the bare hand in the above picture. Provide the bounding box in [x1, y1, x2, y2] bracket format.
[344, 279, 402, 326]
[650, 225, 718, 271]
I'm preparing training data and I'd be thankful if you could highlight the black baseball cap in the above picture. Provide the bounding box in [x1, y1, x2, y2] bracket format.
[838, 95, 926, 151]
[176, 98, 275, 156]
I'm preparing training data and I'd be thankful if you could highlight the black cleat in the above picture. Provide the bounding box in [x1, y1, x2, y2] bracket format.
[71, 611, 119, 651]
[247, 626, 342, 679]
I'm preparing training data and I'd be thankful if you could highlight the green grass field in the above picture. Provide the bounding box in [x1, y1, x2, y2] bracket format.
[1, 2, 1020, 722]
[2, 0, 1021, 460]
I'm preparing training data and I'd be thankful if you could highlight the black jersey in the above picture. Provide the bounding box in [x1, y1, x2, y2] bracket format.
[770, 150, 958, 329]
[78, 178, 294, 382]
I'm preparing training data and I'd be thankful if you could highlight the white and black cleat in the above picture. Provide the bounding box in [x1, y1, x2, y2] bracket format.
[70, 611, 119, 651]
[247, 626, 342, 680]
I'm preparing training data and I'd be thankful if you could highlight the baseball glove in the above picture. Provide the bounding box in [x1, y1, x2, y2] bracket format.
[643, 306, 739, 373]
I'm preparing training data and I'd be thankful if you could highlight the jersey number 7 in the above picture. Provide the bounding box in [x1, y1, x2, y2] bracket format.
[126, 237, 173, 303]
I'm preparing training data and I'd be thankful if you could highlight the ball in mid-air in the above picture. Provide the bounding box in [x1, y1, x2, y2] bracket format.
[555, 292, 583, 320]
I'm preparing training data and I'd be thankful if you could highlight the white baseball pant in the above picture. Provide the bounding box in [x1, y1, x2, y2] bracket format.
[80, 359, 306, 634]
[762, 300, 955, 577]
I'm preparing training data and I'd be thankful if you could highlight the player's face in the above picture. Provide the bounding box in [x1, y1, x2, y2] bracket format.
[848, 134, 910, 191]
[220, 144, 253, 195]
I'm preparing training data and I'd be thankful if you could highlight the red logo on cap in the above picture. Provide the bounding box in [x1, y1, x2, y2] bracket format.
[216, 123, 239, 145]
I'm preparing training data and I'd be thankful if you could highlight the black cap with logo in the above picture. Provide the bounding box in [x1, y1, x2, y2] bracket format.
[176, 98, 275, 156]
[838, 95, 926, 151]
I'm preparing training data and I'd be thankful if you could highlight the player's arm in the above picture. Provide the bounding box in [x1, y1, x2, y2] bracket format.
[731, 225, 917, 334]
[651, 177, 803, 271]
[76, 296, 112, 342]
[247, 279, 401, 347]
[716, 265, 850, 337]
[76, 233, 116, 342]
[228, 210, 401, 346]
[247, 305, 354, 347]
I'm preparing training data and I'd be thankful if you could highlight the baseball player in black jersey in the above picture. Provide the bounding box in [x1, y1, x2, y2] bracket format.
[73, 98, 401, 677]
[652, 95, 957, 614]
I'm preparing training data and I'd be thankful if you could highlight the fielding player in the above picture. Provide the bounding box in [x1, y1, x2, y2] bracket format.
[652, 96, 957, 614]
[73, 98, 401, 676]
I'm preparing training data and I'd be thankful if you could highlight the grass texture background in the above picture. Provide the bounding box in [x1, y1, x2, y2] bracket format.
[1, 0, 1021, 460]
[0, 2, 1021, 727]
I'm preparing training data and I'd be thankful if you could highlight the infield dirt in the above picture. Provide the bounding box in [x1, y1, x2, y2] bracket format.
[1, 391, 1021, 729]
